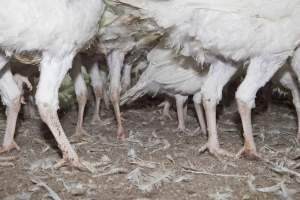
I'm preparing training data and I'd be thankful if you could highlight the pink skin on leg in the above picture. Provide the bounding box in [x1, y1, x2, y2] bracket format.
[192, 93, 207, 135]
[199, 61, 237, 158]
[0, 66, 22, 153]
[91, 86, 103, 124]
[87, 62, 106, 124]
[0, 60, 37, 153]
[70, 55, 88, 137]
[194, 102, 207, 135]
[235, 56, 286, 159]
[107, 50, 126, 139]
[236, 99, 259, 159]
[36, 53, 84, 169]
[199, 99, 234, 158]
[74, 94, 88, 136]
[175, 94, 189, 132]
[0, 97, 21, 153]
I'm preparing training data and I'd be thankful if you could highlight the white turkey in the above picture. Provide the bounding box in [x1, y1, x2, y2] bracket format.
[271, 65, 300, 141]
[98, 11, 161, 139]
[121, 47, 207, 134]
[0, 0, 105, 169]
[71, 53, 109, 136]
[4, 51, 110, 141]
[114, 0, 300, 159]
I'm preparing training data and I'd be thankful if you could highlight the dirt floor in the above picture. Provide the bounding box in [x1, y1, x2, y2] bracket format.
[1, 95, 300, 200]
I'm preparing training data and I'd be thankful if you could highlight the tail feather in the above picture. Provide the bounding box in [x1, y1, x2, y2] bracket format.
[120, 82, 148, 105]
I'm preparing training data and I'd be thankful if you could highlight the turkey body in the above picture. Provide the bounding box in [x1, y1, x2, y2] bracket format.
[121, 47, 207, 134]
[0, 0, 105, 169]
[0, 0, 104, 55]
[117, 0, 300, 158]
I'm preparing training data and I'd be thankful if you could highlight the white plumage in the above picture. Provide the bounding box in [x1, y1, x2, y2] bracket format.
[69, 53, 109, 137]
[98, 11, 160, 139]
[114, 0, 300, 158]
[121, 47, 207, 134]
[117, 0, 300, 62]
[0, 0, 104, 55]
[121, 48, 203, 102]
[0, 0, 105, 169]
[1, 52, 109, 148]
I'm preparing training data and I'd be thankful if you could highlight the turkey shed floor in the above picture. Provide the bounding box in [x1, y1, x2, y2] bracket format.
[1, 97, 300, 200]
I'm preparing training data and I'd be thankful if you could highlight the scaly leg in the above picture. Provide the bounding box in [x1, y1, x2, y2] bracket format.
[193, 92, 206, 135]
[70, 55, 88, 136]
[193, 103, 207, 135]
[235, 56, 286, 159]
[199, 99, 233, 158]
[108, 50, 126, 139]
[0, 98, 21, 153]
[91, 87, 103, 124]
[175, 94, 189, 132]
[74, 94, 88, 136]
[36, 53, 84, 169]
[236, 99, 259, 159]
[194, 104, 207, 135]
[88, 62, 105, 124]
[0, 66, 22, 153]
[199, 61, 237, 158]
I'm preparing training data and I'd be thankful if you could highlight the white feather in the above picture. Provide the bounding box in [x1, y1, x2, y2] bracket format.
[120, 47, 207, 105]
[0, 0, 104, 55]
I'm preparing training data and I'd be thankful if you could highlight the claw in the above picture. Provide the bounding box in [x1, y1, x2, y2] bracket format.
[53, 158, 90, 172]
[0, 141, 20, 154]
[199, 142, 234, 159]
[235, 146, 262, 160]
[117, 126, 126, 140]
[176, 127, 196, 136]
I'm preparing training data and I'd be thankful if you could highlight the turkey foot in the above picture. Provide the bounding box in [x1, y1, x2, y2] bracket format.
[53, 158, 89, 172]
[0, 141, 20, 154]
[235, 145, 262, 160]
[199, 142, 234, 159]
[117, 126, 126, 140]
